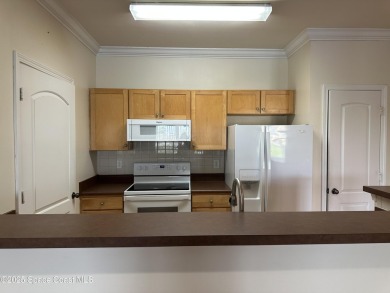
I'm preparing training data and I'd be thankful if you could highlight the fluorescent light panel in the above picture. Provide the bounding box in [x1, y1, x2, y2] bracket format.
[129, 3, 272, 21]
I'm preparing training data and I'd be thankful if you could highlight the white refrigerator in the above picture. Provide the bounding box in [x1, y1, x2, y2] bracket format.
[225, 125, 313, 212]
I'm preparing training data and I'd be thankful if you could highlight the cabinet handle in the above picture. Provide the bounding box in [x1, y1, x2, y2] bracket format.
[261, 107, 266, 111]
[161, 114, 164, 118]
[155, 113, 159, 118]
[123, 143, 128, 148]
[100, 202, 104, 206]
[256, 107, 260, 112]
[209, 199, 213, 204]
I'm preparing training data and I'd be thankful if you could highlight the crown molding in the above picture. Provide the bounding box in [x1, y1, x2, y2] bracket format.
[285, 28, 390, 57]
[98, 46, 287, 59]
[36, 0, 100, 54]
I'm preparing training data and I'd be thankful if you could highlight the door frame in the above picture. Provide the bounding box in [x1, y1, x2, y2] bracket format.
[321, 84, 387, 211]
[13, 51, 75, 213]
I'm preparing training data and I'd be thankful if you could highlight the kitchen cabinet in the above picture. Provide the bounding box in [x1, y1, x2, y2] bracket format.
[129, 89, 159, 119]
[80, 195, 123, 214]
[227, 90, 294, 115]
[90, 88, 129, 151]
[191, 90, 227, 150]
[260, 90, 294, 114]
[227, 90, 261, 114]
[192, 192, 231, 212]
[129, 89, 191, 119]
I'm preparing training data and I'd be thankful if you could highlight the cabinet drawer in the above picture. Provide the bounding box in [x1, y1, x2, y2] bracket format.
[81, 209, 123, 214]
[192, 193, 231, 209]
[80, 196, 123, 211]
[192, 207, 231, 212]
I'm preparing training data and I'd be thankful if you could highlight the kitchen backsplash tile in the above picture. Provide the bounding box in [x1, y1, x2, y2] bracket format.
[97, 142, 224, 174]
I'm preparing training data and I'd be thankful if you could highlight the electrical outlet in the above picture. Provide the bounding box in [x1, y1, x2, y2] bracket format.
[117, 159, 122, 169]
[213, 159, 220, 169]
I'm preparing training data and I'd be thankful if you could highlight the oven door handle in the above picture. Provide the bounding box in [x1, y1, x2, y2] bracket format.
[124, 195, 191, 201]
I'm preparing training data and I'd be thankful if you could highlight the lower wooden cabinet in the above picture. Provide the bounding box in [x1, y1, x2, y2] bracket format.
[80, 195, 123, 214]
[192, 192, 231, 212]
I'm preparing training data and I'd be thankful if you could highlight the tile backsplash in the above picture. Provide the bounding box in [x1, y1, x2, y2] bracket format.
[96, 142, 224, 175]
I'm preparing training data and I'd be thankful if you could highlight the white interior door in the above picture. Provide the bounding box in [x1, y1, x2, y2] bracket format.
[327, 89, 384, 211]
[14, 53, 75, 214]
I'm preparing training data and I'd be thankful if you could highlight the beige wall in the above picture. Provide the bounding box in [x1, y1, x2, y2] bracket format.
[288, 42, 319, 209]
[289, 40, 390, 210]
[0, 0, 96, 214]
[96, 56, 288, 89]
[288, 43, 312, 125]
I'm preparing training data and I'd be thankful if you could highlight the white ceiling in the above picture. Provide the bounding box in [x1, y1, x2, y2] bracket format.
[48, 0, 390, 50]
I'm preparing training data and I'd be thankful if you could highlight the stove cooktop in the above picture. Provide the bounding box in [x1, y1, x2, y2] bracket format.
[127, 182, 190, 192]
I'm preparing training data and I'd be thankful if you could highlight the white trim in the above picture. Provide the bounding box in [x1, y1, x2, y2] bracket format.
[98, 46, 286, 59]
[321, 84, 387, 211]
[286, 28, 390, 57]
[36, 0, 100, 54]
[14, 52, 74, 84]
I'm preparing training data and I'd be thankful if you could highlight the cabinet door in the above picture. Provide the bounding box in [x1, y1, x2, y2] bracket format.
[191, 90, 227, 150]
[90, 89, 128, 151]
[129, 89, 159, 119]
[227, 90, 261, 114]
[160, 90, 191, 119]
[260, 90, 294, 114]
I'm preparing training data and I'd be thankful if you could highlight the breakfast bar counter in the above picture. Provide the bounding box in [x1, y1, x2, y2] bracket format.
[363, 186, 390, 199]
[1, 211, 390, 248]
[363, 186, 390, 210]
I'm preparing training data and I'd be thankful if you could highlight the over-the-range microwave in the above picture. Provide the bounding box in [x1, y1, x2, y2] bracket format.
[127, 119, 191, 141]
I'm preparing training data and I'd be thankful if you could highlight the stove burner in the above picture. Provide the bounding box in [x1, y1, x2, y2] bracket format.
[130, 182, 190, 191]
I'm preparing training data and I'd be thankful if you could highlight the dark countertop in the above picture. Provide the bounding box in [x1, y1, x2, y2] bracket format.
[1, 212, 390, 248]
[191, 181, 231, 193]
[79, 174, 230, 196]
[80, 183, 130, 195]
[79, 175, 133, 196]
[363, 186, 390, 199]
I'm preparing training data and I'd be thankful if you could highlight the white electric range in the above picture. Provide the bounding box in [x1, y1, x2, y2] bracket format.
[124, 162, 191, 213]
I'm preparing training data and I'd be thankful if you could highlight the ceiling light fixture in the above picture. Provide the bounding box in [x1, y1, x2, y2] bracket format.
[129, 2, 272, 22]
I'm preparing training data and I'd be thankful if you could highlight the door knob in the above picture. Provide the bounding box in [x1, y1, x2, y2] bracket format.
[331, 188, 339, 195]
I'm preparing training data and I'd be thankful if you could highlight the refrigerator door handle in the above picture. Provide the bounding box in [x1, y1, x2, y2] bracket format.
[264, 130, 272, 212]
[260, 129, 266, 212]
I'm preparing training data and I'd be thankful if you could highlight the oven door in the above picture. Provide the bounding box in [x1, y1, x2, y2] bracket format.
[123, 194, 191, 213]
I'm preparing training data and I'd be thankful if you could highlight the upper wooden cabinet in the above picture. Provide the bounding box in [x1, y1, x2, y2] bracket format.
[191, 90, 227, 150]
[260, 90, 294, 115]
[129, 89, 159, 119]
[90, 88, 129, 151]
[227, 90, 261, 114]
[129, 89, 191, 119]
[227, 90, 294, 115]
[160, 90, 191, 119]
